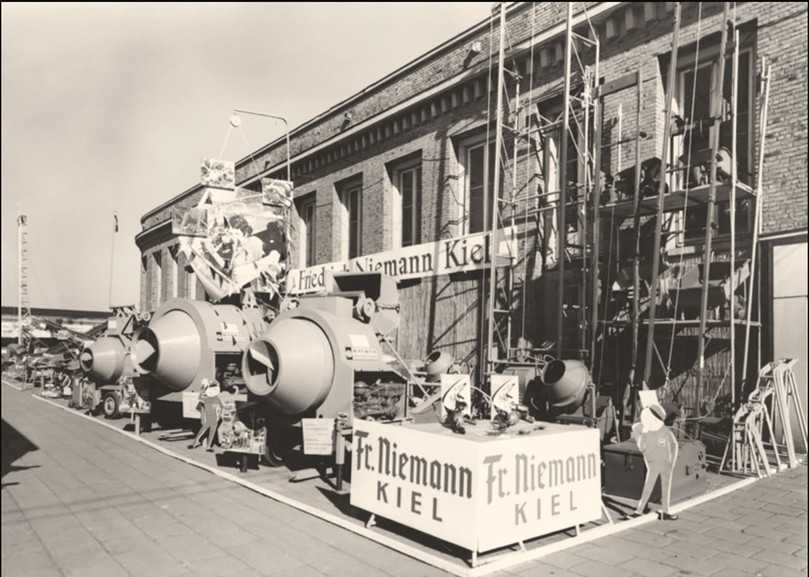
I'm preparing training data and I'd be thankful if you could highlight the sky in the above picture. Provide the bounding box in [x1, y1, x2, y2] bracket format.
[1, 2, 492, 312]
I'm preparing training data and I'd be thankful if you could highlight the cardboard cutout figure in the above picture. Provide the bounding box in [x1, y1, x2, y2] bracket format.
[630, 404, 679, 520]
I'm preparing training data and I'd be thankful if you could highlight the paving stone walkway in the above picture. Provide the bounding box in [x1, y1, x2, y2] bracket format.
[2, 382, 807, 577]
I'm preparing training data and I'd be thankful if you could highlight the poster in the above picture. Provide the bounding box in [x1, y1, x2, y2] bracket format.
[350, 420, 602, 553]
[182, 391, 201, 419]
[172, 163, 294, 301]
[490, 374, 519, 418]
[200, 158, 235, 189]
[302, 418, 335, 455]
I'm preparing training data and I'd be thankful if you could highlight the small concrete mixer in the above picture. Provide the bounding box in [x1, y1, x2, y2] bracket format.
[77, 311, 149, 418]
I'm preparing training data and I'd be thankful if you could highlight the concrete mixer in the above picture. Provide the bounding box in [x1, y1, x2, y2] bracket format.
[503, 354, 591, 418]
[130, 298, 269, 424]
[78, 312, 148, 418]
[242, 271, 407, 424]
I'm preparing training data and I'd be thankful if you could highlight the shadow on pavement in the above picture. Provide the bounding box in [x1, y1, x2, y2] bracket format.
[2, 418, 40, 488]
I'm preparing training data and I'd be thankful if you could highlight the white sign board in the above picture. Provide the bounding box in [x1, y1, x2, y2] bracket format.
[302, 418, 335, 455]
[351, 420, 601, 553]
[348, 333, 377, 360]
[439, 374, 472, 421]
[286, 229, 516, 294]
[182, 391, 201, 419]
[490, 374, 520, 418]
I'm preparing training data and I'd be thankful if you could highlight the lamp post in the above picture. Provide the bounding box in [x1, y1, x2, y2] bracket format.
[230, 109, 291, 182]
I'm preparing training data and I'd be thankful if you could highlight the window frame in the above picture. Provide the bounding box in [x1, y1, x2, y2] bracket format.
[296, 194, 317, 268]
[338, 178, 363, 260]
[673, 45, 755, 244]
[457, 135, 498, 235]
[391, 158, 423, 248]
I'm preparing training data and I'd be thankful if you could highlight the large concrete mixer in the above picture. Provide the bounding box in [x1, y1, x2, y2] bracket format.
[243, 272, 407, 424]
[131, 298, 269, 422]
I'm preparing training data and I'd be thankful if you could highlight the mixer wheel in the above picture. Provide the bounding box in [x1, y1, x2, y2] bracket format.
[102, 392, 120, 419]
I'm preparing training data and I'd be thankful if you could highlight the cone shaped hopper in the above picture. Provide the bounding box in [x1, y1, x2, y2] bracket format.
[132, 309, 201, 392]
[242, 317, 334, 415]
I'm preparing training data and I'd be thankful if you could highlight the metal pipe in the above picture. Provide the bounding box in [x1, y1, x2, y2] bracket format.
[741, 61, 772, 395]
[557, 2, 573, 357]
[643, 2, 682, 387]
[695, 3, 731, 424]
[589, 34, 601, 371]
[589, 84, 603, 373]
[232, 109, 291, 182]
[580, 63, 591, 358]
[627, 78, 643, 402]
[617, 104, 623, 182]
[486, 1, 507, 368]
[730, 26, 739, 413]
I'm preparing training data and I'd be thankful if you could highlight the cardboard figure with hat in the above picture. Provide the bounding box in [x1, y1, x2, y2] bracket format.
[629, 402, 680, 520]
[189, 378, 223, 451]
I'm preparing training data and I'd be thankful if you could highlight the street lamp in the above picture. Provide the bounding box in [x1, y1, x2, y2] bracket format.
[230, 109, 291, 182]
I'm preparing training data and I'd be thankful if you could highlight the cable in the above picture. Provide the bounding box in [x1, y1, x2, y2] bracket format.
[218, 122, 233, 160]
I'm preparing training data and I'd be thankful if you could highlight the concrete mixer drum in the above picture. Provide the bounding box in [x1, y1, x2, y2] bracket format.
[521, 358, 592, 418]
[80, 336, 127, 384]
[132, 298, 267, 399]
[243, 296, 407, 420]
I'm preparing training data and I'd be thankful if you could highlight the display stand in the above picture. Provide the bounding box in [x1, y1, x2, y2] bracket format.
[350, 418, 603, 566]
[222, 430, 266, 473]
[771, 358, 807, 466]
[226, 447, 257, 472]
[130, 408, 151, 436]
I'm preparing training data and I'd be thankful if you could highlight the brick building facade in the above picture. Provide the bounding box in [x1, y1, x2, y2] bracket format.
[136, 2, 807, 404]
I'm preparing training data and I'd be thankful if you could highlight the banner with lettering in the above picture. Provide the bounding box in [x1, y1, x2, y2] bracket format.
[286, 229, 516, 294]
[350, 419, 601, 553]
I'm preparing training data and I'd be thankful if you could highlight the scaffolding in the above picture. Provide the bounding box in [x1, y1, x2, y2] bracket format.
[17, 211, 31, 347]
[595, 3, 772, 431]
[484, 2, 601, 371]
[481, 2, 771, 437]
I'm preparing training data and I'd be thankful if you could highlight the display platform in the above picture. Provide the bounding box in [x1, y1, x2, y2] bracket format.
[351, 419, 602, 558]
[29, 389, 765, 577]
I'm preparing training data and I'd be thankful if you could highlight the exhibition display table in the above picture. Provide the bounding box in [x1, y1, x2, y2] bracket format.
[350, 419, 602, 557]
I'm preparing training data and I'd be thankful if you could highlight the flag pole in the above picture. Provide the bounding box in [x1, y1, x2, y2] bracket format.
[108, 211, 118, 310]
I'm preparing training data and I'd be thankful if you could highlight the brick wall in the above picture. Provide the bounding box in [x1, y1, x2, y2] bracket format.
[756, 2, 808, 235]
[138, 2, 807, 361]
